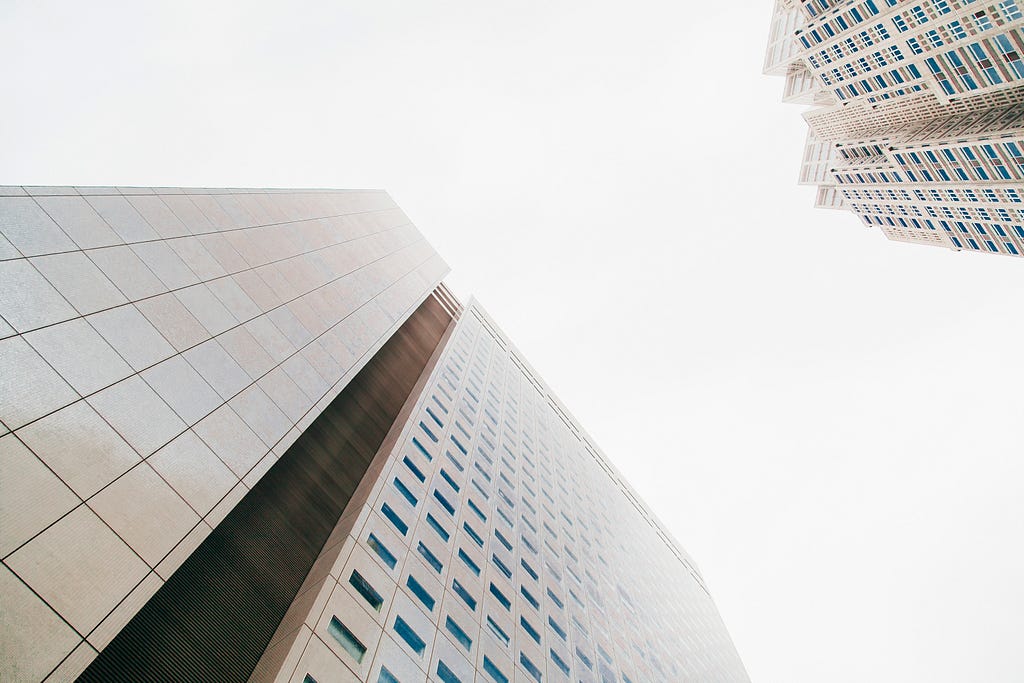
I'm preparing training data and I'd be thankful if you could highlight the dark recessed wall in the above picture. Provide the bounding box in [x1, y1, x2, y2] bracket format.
[78, 294, 452, 683]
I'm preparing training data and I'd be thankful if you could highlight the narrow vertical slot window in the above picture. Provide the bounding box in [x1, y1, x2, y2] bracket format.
[393, 478, 418, 507]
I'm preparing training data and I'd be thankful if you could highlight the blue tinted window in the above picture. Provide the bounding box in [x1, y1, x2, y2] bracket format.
[482, 655, 509, 683]
[489, 583, 511, 610]
[436, 660, 462, 683]
[452, 578, 477, 611]
[486, 616, 510, 647]
[458, 548, 480, 576]
[417, 542, 443, 573]
[377, 667, 400, 683]
[445, 616, 472, 651]
[349, 571, 383, 612]
[402, 456, 425, 483]
[406, 575, 436, 612]
[520, 652, 543, 682]
[426, 513, 450, 542]
[381, 503, 408, 536]
[393, 478, 418, 507]
[367, 533, 397, 569]
[394, 616, 426, 656]
[520, 615, 541, 644]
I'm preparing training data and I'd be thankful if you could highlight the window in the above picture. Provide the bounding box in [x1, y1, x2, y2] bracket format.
[377, 667, 400, 683]
[452, 578, 477, 611]
[520, 615, 541, 644]
[550, 649, 571, 676]
[407, 575, 436, 612]
[486, 615, 510, 646]
[436, 660, 462, 683]
[381, 503, 408, 536]
[417, 542, 443, 573]
[520, 652, 543, 682]
[394, 616, 426, 657]
[458, 548, 481, 576]
[434, 489, 456, 516]
[402, 456, 425, 483]
[393, 478, 418, 507]
[489, 583, 512, 610]
[367, 533, 397, 569]
[520, 585, 539, 609]
[349, 571, 383, 612]
[482, 656, 509, 683]
[426, 513, 450, 542]
[445, 616, 473, 651]
[548, 616, 567, 641]
[328, 616, 366, 663]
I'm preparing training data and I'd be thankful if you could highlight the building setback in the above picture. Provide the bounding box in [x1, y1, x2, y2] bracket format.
[0, 186, 748, 682]
[765, 0, 1024, 257]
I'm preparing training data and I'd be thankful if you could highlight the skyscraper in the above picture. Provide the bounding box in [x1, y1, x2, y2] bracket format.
[765, 0, 1024, 257]
[0, 186, 748, 682]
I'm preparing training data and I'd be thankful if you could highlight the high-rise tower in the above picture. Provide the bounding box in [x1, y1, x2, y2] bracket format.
[0, 186, 748, 682]
[765, 0, 1024, 257]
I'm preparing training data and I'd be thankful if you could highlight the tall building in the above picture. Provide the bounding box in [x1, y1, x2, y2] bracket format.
[765, 0, 1024, 257]
[0, 186, 748, 682]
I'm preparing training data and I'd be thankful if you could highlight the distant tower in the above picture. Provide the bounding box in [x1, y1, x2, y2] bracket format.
[765, 0, 1024, 257]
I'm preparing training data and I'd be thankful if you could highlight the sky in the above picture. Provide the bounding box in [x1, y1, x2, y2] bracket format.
[3, 2, 1024, 681]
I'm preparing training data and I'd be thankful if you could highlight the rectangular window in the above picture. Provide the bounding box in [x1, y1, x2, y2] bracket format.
[547, 588, 564, 610]
[493, 529, 513, 551]
[548, 616, 567, 641]
[458, 548, 480, 576]
[412, 437, 433, 461]
[486, 615, 511, 647]
[452, 578, 477, 611]
[381, 503, 408, 536]
[482, 655, 509, 683]
[436, 660, 462, 683]
[328, 616, 366, 663]
[467, 499, 487, 522]
[445, 616, 473, 651]
[520, 652, 543, 682]
[434, 489, 456, 516]
[402, 456, 425, 483]
[393, 478, 418, 507]
[394, 615, 426, 657]
[492, 554, 513, 580]
[463, 522, 484, 547]
[426, 512, 450, 542]
[489, 583, 512, 610]
[367, 533, 397, 569]
[349, 570, 384, 612]
[521, 558, 538, 581]
[520, 615, 541, 644]
[419, 421, 439, 443]
[417, 542, 443, 573]
[440, 468, 461, 492]
[550, 648, 571, 676]
[520, 585, 539, 609]
[407, 574, 436, 612]
[377, 667, 400, 683]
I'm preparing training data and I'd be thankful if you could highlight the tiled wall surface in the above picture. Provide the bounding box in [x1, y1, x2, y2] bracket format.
[0, 186, 448, 682]
[260, 301, 750, 683]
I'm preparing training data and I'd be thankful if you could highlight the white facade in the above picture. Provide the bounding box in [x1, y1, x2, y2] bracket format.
[0, 186, 448, 681]
[765, 0, 1024, 257]
[256, 300, 750, 683]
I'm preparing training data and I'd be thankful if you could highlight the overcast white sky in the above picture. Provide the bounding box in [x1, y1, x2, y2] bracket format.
[4, 2, 1024, 681]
